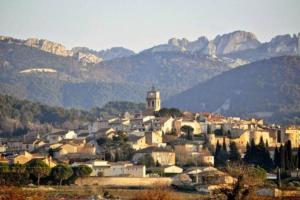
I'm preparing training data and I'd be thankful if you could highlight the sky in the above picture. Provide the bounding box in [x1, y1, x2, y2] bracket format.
[0, 0, 300, 52]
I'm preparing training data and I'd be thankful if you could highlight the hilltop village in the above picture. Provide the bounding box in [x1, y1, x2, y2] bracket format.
[1, 87, 300, 194]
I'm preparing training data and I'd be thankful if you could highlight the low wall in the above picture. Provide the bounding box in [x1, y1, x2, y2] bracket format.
[257, 188, 300, 197]
[75, 177, 173, 187]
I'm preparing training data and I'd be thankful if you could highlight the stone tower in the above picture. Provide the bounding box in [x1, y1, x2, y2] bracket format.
[146, 86, 161, 112]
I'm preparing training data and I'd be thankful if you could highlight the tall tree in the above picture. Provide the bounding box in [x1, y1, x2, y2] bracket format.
[74, 165, 92, 185]
[229, 142, 241, 161]
[258, 137, 265, 148]
[138, 154, 155, 168]
[297, 146, 300, 169]
[244, 138, 273, 171]
[51, 164, 73, 186]
[274, 146, 280, 168]
[215, 140, 227, 167]
[26, 159, 50, 186]
[285, 140, 293, 170]
[207, 125, 212, 134]
[221, 126, 226, 136]
[181, 125, 194, 140]
[222, 137, 227, 152]
[279, 144, 285, 170]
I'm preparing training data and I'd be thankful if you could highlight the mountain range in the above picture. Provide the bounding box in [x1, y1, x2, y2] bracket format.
[0, 30, 300, 124]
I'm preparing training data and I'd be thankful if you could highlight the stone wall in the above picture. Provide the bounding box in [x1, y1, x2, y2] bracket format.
[75, 177, 172, 187]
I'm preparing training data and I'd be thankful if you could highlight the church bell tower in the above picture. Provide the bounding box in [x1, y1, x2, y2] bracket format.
[146, 86, 161, 112]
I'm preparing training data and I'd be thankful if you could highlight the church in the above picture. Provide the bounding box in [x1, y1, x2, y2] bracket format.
[145, 86, 161, 113]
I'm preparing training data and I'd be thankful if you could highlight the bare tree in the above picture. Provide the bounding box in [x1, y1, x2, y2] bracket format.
[215, 163, 266, 200]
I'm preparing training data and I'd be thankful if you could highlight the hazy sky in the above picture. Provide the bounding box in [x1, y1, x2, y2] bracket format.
[0, 0, 299, 52]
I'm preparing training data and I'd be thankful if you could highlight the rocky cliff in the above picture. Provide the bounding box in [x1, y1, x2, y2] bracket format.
[214, 31, 260, 55]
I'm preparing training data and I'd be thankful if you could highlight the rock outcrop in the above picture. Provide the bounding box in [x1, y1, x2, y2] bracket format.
[76, 52, 102, 64]
[25, 38, 72, 57]
[144, 31, 260, 56]
[72, 46, 135, 61]
[214, 31, 260, 55]
[0, 36, 72, 57]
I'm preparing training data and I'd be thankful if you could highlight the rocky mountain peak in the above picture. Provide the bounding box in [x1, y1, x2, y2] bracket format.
[168, 38, 189, 47]
[213, 31, 261, 55]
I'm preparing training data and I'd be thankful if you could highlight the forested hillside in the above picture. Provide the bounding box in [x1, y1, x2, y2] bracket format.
[0, 94, 144, 137]
[165, 56, 300, 125]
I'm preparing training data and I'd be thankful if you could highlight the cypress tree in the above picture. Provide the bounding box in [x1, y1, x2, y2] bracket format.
[207, 125, 212, 134]
[222, 137, 227, 152]
[214, 140, 227, 166]
[214, 141, 221, 157]
[274, 146, 280, 168]
[297, 146, 300, 169]
[250, 138, 255, 150]
[285, 140, 293, 170]
[279, 144, 285, 170]
[258, 136, 265, 148]
[229, 141, 241, 161]
[244, 137, 273, 170]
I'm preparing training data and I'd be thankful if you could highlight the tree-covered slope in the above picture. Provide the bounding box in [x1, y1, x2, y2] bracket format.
[165, 56, 300, 124]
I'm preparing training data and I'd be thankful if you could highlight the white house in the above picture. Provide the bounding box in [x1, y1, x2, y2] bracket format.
[47, 130, 77, 144]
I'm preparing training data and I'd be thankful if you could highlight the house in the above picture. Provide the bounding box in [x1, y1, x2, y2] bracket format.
[174, 118, 202, 135]
[127, 135, 148, 150]
[185, 166, 234, 185]
[94, 128, 115, 139]
[0, 154, 8, 164]
[163, 165, 183, 174]
[150, 117, 174, 133]
[105, 162, 146, 177]
[47, 130, 77, 144]
[6, 140, 23, 152]
[89, 118, 118, 132]
[285, 126, 300, 148]
[22, 139, 46, 152]
[8, 151, 56, 167]
[188, 167, 235, 194]
[72, 160, 146, 177]
[53, 141, 96, 159]
[71, 160, 110, 176]
[108, 118, 130, 131]
[172, 140, 213, 166]
[145, 131, 163, 145]
[130, 115, 155, 132]
[161, 165, 183, 176]
[76, 130, 92, 140]
[132, 146, 176, 166]
[0, 143, 6, 153]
